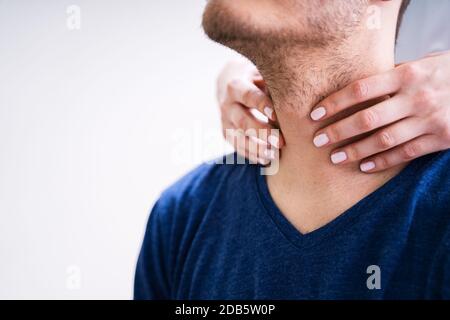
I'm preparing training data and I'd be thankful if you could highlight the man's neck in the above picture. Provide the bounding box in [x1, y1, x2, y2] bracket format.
[253, 33, 406, 234]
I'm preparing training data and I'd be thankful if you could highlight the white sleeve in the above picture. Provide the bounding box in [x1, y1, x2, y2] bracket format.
[396, 0, 450, 63]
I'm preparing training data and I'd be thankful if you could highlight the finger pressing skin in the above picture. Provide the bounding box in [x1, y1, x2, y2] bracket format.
[266, 128, 285, 149]
[225, 127, 273, 165]
[227, 78, 275, 120]
[223, 124, 258, 163]
[228, 103, 284, 148]
[248, 135, 277, 164]
[359, 135, 442, 173]
[238, 139, 268, 165]
[313, 95, 411, 148]
[329, 117, 427, 165]
[310, 69, 402, 121]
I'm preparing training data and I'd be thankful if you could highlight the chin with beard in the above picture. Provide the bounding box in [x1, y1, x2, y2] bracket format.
[201, 0, 369, 113]
[202, 0, 368, 62]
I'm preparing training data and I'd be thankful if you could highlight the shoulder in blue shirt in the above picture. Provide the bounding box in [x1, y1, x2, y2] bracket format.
[135, 152, 450, 300]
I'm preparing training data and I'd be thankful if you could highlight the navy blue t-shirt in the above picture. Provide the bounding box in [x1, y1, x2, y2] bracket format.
[135, 152, 450, 300]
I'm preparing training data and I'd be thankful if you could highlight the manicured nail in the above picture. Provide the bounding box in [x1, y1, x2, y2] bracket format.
[310, 107, 326, 121]
[331, 151, 347, 164]
[268, 135, 279, 148]
[264, 106, 274, 120]
[264, 149, 276, 160]
[313, 133, 329, 147]
[258, 158, 270, 165]
[360, 161, 376, 172]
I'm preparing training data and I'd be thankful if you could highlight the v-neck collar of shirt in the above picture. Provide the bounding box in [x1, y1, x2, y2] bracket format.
[254, 155, 434, 250]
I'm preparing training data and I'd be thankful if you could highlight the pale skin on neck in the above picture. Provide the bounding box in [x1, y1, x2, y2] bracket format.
[262, 5, 407, 234]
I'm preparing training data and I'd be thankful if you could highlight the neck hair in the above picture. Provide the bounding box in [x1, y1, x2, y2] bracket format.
[227, 17, 397, 141]
[203, 0, 406, 233]
[255, 32, 403, 234]
[233, 32, 392, 118]
[234, 17, 402, 225]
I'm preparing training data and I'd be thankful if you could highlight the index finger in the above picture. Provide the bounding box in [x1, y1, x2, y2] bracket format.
[227, 79, 275, 120]
[310, 69, 402, 121]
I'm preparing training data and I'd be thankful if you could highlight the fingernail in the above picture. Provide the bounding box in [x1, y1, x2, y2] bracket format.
[264, 149, 276, 160]
[313, 133, 329, 147]
[331, 151, 347, 164]
[360, 161, 376, 172]
[268, 135, 279, 148]
[258, 158, 270, 165]
[310, 107, 326, 121]
[264, 106, 274, 120]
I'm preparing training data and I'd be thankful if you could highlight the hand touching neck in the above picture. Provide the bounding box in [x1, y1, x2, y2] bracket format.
[253, 21, 405, 233]
[202, 0, 407, 233]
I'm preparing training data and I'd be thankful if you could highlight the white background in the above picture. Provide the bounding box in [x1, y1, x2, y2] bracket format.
[0, 0, 236, 299]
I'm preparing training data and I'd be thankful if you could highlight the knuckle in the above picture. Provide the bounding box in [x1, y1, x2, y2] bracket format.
[236, 116, 248, 130]
[358, 109, 378, 131]
[401, 143, 420, 160]
[227, 79, 240, 94]
[401, 63, 421, 84]
[376, 130, 396, 149]
[346, 146, 360, 161]
[351, 81, 369, 100]
[429, 114, 448, 132]
[323, 97, 338, 115]
[242, 90, 252, 104]
[245, 127, 258, 138]
[245, 88, 264, 107]
[376, 156, 389, 169]
[327, 125, 340, 142]
[414, 88, 436, 108]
